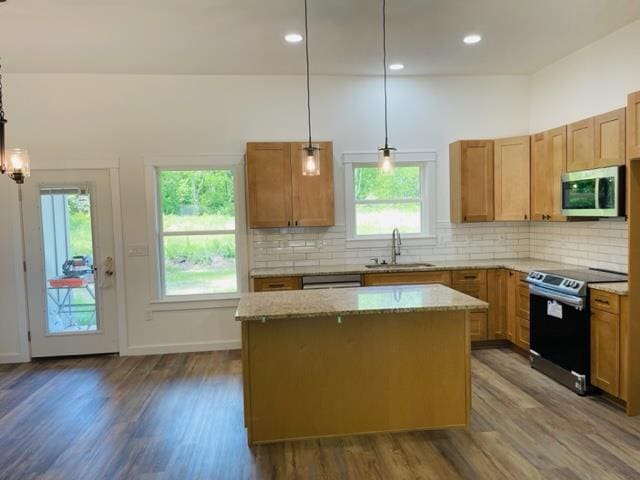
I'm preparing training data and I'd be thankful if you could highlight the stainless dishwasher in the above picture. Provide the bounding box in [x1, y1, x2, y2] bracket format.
[301, 274, 362, 289]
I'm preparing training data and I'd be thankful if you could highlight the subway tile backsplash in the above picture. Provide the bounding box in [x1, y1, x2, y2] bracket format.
[529, 220, 628, 273]
[250, 219, 629, 274]
[250, 222, 532, 270]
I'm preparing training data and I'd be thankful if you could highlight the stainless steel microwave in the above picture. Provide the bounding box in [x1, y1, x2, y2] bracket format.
[561, 166, 625, 217]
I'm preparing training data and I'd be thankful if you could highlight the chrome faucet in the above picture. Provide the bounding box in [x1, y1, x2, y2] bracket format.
[391, 228, 402, 264]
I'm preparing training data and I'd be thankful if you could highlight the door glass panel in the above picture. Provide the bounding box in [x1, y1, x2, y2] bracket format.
[563, 179, 596, 210]
[40, 187, 98, 334]
[598, 177, 615, 209]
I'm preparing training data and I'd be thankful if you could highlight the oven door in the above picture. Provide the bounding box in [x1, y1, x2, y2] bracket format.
[529, 285, 589, 376]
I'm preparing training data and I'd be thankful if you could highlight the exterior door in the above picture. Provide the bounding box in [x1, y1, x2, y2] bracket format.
[22, 169, 118, 357]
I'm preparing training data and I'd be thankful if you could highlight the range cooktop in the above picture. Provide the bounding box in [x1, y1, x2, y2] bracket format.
[526, 268, 627, 297]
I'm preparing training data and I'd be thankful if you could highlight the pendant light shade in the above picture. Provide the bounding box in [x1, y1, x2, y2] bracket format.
[302, 143, 321, 176]
[6, 148, 30, 184]
[300, 0, 321, 177]
[378, 145, 396, 173]
[377, 0, 396, 174]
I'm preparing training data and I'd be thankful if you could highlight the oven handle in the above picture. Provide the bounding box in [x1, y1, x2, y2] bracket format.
[528, 285, 585, 309]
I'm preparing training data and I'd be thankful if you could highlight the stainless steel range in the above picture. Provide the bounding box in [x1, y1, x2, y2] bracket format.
[526, 268, 627, 395]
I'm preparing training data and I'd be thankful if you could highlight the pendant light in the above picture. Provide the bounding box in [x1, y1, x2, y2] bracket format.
[301, 0, 320, 176]
[378, 0, 396, 174]
[0, 62, 30, 184]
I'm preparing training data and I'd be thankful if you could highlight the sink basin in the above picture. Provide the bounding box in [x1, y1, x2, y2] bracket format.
[365, 263, 435, 269]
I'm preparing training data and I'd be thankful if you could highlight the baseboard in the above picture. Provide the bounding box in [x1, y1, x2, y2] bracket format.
[0, 352, 30, 364]
[122, 339, 241, 356]
[471, 339, 511, 350]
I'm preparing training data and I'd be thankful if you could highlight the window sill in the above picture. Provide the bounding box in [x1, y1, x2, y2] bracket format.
[149, 295, 241, 312]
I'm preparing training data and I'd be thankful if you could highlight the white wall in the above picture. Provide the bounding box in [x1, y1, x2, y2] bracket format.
[530, 19, 640, 132]
[0, 73, 530, 360]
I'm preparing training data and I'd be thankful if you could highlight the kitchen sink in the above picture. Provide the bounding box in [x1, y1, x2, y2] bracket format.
[365, 262, 436, 269]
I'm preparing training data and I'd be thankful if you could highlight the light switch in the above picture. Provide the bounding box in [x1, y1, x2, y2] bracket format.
[127, 245, 149, 257]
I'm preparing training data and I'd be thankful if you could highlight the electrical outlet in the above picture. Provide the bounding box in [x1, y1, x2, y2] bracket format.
[144, 309, 153, 321]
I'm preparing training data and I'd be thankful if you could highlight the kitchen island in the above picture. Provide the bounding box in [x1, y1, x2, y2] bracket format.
[236, 284, 488, 444]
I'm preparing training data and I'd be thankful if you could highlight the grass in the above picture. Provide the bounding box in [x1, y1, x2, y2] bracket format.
[356, 203, 421, 235]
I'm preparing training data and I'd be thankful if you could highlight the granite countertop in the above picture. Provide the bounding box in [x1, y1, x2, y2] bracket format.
[235, 284, 489, 321]
[250, 258, 578, 278]
[589, 282, 629, 296]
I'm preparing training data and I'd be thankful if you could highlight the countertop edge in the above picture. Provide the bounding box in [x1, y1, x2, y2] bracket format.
[235, 302, 489, 322]
[589, 283, 629, 296]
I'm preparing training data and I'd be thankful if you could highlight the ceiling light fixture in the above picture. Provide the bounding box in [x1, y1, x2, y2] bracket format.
[300, 0, 320, 176]
[463, 34, 482, 45]
[0, 62, 30, 184]
[285, 33, 303, 43]
[377, 0, 396, 174]
[389, 63, 404, 71]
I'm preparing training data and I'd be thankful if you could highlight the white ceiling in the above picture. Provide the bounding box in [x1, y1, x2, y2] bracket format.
[1, 0, 640, 75]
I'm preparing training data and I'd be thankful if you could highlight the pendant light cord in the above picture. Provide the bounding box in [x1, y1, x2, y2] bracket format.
[382, 0, 389, 149]
[304, 0, 312, 148]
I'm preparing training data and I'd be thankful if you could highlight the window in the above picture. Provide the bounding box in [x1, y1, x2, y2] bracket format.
[344, 152, 436, 239]
[157, 169, 238, 297]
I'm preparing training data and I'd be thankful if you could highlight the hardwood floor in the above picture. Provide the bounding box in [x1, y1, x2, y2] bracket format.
[1, 348, 640, 479]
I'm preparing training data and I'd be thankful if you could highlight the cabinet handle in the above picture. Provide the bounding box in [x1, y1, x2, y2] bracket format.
[464, 216, 467, 222]
[524, 214, 528, 220]
[287, 220, 291, 226]
[463, 275, 477, 280]
[595, 298, 610, 305]
[268, 283, 286, 288]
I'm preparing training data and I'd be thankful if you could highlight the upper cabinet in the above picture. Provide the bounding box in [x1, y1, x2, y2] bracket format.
[594, 108, 626, 168]
[627, 91, 640, 160]
[567, 108, 626, 172]
[290, 142, 335, 227]
[246, 141, 335, 229]
[450, 140, 494, 223]
[531, 126, 567, 222]
[494, 136, 530, 221]
[567, 117, 595, 172]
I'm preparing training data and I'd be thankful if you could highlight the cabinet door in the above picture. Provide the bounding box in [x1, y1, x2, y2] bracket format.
[530, 132, 551, 221]
[469, 312, 488, 342]
[591, 309, 620, 397]
[567, 117, 595, 172]
[594, 108, 626, 168]
[506, 270, 517, 342]
[487, 269, 508, 340]
[456, 141, 494, 222]
[290, 142, 335, 227]
[547, 126, 568, 221]
[621, 296, 629, 401]
[494, 136, 530, 221]
[627, 91, 640, 160]
[246, 143, 293, 228]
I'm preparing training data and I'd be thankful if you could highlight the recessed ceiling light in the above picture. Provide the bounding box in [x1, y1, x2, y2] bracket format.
[284, 33, 303, 43]
[389, 63, 405, 71]
[463, 34, 482, 45]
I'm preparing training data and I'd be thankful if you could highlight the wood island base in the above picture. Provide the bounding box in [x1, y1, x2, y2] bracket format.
[241, 310, 471, 444]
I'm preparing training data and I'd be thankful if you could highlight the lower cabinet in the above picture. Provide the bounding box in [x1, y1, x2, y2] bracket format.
[507, 270, 530, 351]
[590, 290, 629, 400]
[452, 270, 488, 342]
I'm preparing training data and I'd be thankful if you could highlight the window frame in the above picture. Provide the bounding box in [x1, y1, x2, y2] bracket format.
[148, 161, 246, 302]
[343, 151, 437, 241]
